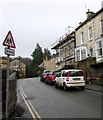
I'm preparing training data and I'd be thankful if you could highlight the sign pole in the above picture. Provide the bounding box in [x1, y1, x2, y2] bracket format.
[5, 53, 10, 119]
[2, 31, 16, 118]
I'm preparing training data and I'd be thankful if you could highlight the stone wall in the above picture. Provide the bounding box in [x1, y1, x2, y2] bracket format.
[8, 72, 17, 117]
[75, 57, 96, 80]
[2, 72, 17, 119]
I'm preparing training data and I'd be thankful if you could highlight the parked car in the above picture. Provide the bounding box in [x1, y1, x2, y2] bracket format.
[40, 70, 50, 82]
[55, 69, 85, 90]
[45, 71, 57, 85]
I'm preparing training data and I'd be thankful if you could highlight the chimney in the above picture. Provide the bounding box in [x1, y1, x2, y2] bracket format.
[86, 9, 95, 19]
[79, 22, 82, 25]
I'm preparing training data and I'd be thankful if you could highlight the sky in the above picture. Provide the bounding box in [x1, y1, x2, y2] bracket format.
[0, 0, 103, 58]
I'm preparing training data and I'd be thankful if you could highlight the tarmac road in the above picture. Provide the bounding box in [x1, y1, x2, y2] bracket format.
[17, 77, 102, 119]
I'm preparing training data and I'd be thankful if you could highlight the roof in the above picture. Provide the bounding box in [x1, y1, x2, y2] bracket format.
[1, 56, 12, 61]
[52, 31, 75, 49]
[75, 8, 103, 31]
[11, 57, 26, 64]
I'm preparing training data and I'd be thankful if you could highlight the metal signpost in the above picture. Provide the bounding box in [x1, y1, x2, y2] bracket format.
[2, 31, 16, 119]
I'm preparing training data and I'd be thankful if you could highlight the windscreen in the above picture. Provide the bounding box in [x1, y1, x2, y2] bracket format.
[70, 71, 83, 77]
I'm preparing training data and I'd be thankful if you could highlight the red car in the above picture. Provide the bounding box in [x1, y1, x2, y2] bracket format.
[45, 71, 57, 85]
[40, 70, 50, 82]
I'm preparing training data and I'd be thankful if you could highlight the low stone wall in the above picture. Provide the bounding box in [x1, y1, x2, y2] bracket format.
[2, 72, 17, 119]
[8, 72, 17, 117]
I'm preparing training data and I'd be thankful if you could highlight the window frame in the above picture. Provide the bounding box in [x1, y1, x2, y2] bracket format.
[88, 26, 93, 40]
[76, 49, 80, 61]
[89, 48, 93, 57]
[81, 49, 86, 60]
[80, 32, 84, 44]
[96, 40, 103, 57]
[101, 19, 103, 34]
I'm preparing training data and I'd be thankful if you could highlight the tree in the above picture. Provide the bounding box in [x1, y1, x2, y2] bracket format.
[26, 43, 52, 78]
[27, 43, 43, 77]
[31, 43, 43, 65]
[43, 48, 51, 60]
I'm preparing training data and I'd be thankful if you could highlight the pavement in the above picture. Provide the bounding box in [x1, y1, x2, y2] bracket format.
[85, 83, 103, 93]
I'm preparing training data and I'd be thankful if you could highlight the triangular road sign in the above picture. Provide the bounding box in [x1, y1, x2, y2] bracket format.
[3, 31, 16, 48]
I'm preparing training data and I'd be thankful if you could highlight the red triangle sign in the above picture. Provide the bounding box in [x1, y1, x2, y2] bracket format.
[3, 31, 16, 48]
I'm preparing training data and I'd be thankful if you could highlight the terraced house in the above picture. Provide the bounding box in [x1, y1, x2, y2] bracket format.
[43, 3, 103, 81]
[75, 7, 103, 79]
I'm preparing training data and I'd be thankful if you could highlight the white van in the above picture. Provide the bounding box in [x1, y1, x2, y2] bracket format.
[55, 69, 85, 90]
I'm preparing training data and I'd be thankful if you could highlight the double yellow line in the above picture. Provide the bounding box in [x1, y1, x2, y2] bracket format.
[19, 86, 42, 120]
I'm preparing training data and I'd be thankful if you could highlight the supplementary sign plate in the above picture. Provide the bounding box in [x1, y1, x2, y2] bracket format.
[5, 47, 15, 56]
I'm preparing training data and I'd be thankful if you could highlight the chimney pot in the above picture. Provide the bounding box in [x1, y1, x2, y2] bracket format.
[86, 9, 95, 18]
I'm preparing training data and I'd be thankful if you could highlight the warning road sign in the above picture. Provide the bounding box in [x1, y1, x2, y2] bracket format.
[3, 31, 16, 48]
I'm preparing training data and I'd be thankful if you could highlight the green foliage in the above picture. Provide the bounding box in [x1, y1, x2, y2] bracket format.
[26, 43, 52, 78]
[26, 43, 44, 78]
[31, 43, 43, 65]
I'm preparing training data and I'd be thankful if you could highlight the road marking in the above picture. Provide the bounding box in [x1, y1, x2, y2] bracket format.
[28, 100, 41, 119]
[19, 86, 42, 120]
[19, 88, 36, 119]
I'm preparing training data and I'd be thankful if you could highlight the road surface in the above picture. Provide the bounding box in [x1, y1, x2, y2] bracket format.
[17, 77, 102, 119]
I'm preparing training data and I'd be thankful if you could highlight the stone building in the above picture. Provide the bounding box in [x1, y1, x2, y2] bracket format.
[10, 57, 26, 78]
[42, 55, 57, 71]
[75, 7, 103, 79]
[0, 57, 10, 70]
[52, 31, 76, 71]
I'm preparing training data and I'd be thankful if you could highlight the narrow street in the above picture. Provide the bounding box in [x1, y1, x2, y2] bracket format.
[17, 78, 102, 119]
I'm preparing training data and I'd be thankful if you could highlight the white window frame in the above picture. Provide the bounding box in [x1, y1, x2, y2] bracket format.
[80, 32, 84, 44]
[96, 40, 103, 57]
[88, 26, 93, 40]
[89, 48, 93, 57]
[75, 46, 87, 62]
[76, 49, 80, 61]
[81, 49, 86, 60]
[101, 19, 103, 34]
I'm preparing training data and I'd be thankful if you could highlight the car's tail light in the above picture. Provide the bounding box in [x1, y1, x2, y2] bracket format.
[66, 71, 70, 81]
[51, 75, 56, 80]
[68, 71, 70, 77]
[54, 75, 56, 80]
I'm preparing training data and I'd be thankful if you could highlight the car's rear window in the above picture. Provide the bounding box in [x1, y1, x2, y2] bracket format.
[70, 71, 83, 77]
[62, 71, 83, 77]
[55, 72, 61, 77]
[49, 71, 55, 75]
[62, 71, 68, 77]
[44, 70, 50, 73]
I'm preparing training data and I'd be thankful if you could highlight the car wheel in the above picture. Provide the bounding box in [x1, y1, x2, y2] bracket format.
[80, 86, 85, 90]
[40, 78, 43, 82]
[49, 80, 52, 85]
[45, 79, 47, 84]
[63, 83, 68, 91]
[55, 82, 58, 88]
